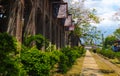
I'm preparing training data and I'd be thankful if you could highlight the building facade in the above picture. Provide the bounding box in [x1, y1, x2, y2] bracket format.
[0, 0, 73, 49]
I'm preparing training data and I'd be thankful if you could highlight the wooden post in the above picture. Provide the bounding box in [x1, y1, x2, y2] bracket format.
[49, 2, 52, 51]
[41, 0, 46, 51]
[16, 0, 24, 43]
[58, 25, 60, 49]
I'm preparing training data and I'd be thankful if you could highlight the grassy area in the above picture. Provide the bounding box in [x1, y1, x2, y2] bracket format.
[109, 58, 120, 68]
[92, 53, 118, 76]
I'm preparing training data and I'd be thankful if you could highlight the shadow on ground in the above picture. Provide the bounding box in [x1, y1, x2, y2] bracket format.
[99, 69, 115, 74]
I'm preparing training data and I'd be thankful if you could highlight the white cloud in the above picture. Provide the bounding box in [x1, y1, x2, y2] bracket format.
[67, 0, 120, 36]
[84, 0, 120, 36]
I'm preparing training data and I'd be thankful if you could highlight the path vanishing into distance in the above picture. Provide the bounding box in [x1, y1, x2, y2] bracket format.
[80, 50, 120, 76]
[55, 50, 120, 76]
[81, 50, 103, 76]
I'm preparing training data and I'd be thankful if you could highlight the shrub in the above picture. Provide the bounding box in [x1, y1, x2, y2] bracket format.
[23, 34, 49, 49]
[73, 46, 85, 56]
[0, 33, 86, 75]
[58, 46, 85, 73]
[97, 47, 120, 62]
[116, 52, 120, 61]
[59, 53, 69, 73]
[0, 33, 17, 53]
[50, 50, 62, 68]
[20, 47, 61, 76]
[0, 33, 20, 76]
[99, 49, 116, 59]
[21, 47, 49, 76]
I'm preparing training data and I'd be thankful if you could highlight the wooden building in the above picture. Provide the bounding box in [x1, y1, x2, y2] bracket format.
[0, 0, 73, 49]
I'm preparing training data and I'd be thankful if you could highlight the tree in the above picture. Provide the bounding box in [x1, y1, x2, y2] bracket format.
[82, 26, 101, 45]
[113, 28, 120, 40]
[104, 35, 117, 48]
[66, 0, 100, 45]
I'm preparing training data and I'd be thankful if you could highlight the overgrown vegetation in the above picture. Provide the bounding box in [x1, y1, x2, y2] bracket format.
[23, 34, 49, 49]
[95, 48, 120, 62]
[58, 46, 85, 73]
[68, 1, 101, 45]
[100, 28, 120, 62]
[0, 33, 19, 76]
[0, 33, 85, 76]
[20, 47, 61, 76]
[97, 48, 116, 59]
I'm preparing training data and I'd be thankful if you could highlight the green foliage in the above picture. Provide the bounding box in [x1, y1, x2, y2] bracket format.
[0, 33, 20, 76]
[82, 26, 101, 45]
[73, 25, 82, 37]
[58, 46, 85, 73]
[20, 47, 61, 76]
[88, 12, 100, 23]
[50, 50, 62, 67]
[23, 34, 49, 49]
[68, 0, 101, 44]
[113, 28, 120, 39]
[0, 33, 85, 76]
[97, 48, 116, 59]
[61, 47, 77, 67]
[73, 46, 85, 55]
[0, 33, 17, 53]
[115, 52, 120, 61]
[59, 53, 69, 73]
[21, 47, 50, 76]
[97, 48, 120, 62]
[104, 35, 117, 48]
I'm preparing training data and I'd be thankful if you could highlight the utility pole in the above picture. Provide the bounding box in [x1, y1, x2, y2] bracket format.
[102, 31, 106, 48]
[102, 33, 104, 49]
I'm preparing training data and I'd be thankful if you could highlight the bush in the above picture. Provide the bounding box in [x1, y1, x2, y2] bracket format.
[0, 33, 17, 53]
[20, 47, 61, 76]
[98, 48, 116, 59]
[97, 47, 120, 62]
[23, 34, 49, 49]
[0, 33, 85, 75]
[0, 33, 20, 76]
[50, 50, 62, 68]
[59, 53, 69, 73]
[73, 46, 85, 56]
[116, 52, 120, 61]
[58, 46, 85, 73]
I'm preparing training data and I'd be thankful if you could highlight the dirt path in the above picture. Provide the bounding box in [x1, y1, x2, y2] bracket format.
[53, 50, 120, 76]
[81, 50, 103, 76]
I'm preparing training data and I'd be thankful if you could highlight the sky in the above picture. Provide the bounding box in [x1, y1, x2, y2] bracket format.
[65, 0, 120, 37]
[84, 0, 120, 37]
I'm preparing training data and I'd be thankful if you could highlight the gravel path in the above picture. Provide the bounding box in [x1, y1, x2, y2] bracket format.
[81, 50, 103, 76]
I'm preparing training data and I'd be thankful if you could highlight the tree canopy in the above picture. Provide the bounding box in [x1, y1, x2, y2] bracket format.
[66, 0, 101, 45]
[114, 28, 120, 40]
[104, 35, 117, 48]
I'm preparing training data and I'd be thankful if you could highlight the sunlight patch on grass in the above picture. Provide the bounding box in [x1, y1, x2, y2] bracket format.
[110, 58, 119, 63]
[109, 58, 120, 68]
